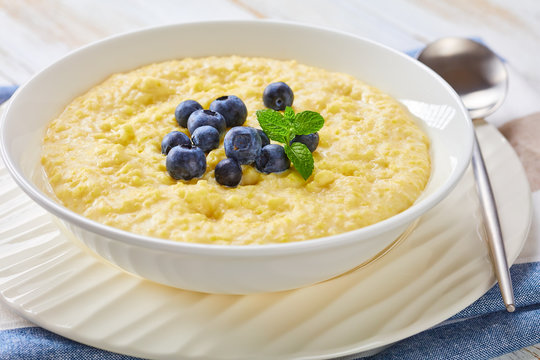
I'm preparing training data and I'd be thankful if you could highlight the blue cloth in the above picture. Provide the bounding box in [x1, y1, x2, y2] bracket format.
[0, 327, 140, 359]
[0, 85, 18, 105]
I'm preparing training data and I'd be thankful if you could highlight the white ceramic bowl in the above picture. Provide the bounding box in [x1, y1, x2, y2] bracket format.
[0, 20, 473, 294]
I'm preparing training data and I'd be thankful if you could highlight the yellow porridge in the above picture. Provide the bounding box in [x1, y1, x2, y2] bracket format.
[41, 56, 431, 245]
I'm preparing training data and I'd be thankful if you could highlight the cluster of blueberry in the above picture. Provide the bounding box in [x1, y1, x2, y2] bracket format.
[161, 82, 318, 187]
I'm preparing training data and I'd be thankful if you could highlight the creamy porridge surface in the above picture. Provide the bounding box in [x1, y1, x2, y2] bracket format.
[41, 56, 431, 245]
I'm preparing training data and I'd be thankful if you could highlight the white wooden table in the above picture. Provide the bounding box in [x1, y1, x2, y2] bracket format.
[1, 1, 539, 359]
[2, 0, 540, 127]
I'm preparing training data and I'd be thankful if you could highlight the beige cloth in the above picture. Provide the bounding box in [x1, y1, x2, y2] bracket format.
[499, 112, 540, 192]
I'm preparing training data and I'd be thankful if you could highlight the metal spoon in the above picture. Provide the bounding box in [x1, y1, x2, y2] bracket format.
[418, 37, 515, 312]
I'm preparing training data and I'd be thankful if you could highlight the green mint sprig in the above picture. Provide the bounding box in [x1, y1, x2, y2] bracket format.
[256, 106, 324, 180]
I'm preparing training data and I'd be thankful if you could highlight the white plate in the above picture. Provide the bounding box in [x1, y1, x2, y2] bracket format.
[0, 119, 531, 359]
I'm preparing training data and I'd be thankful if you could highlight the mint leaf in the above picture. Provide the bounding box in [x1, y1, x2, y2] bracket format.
[256, 109, 291, 143]
[284, 142, 314, 180]
[284, 106, 295, 121]
[257, 105, 323, 180]
[293, 110, 325, 135]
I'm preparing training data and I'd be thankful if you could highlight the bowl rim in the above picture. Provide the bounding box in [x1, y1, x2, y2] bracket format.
[0, 19, 473, 256]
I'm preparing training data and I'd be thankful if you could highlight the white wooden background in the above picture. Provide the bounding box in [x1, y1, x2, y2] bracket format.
[1, 1, 539, 359]
[1, 0, 540, 127]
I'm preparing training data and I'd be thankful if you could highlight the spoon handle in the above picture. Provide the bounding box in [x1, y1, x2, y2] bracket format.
[471, 131, 515, 312]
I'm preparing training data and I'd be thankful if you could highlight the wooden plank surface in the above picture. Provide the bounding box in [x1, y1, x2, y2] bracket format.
[2, 0, 540, 87]
[1, 0, 539, 126]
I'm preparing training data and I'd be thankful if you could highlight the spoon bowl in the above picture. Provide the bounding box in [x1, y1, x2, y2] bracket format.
[418, 37, 508, 119]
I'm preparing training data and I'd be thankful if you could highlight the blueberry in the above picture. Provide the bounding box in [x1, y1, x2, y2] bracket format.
[166, 145, 206, 180]
[191, 125, 220, 152]
[291, 132, 319, 152]
[187, 109, 226, 135]
[161, 131, 191, 155]
[209, 95, 248, 127]
[175, 100, 202, 128]
[257, 129, 270, 147]
[224, 126, 262, 165]
[215, 158, 242, 187]
[263, 82, 294, 111]
[255, 144, 290, 174]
